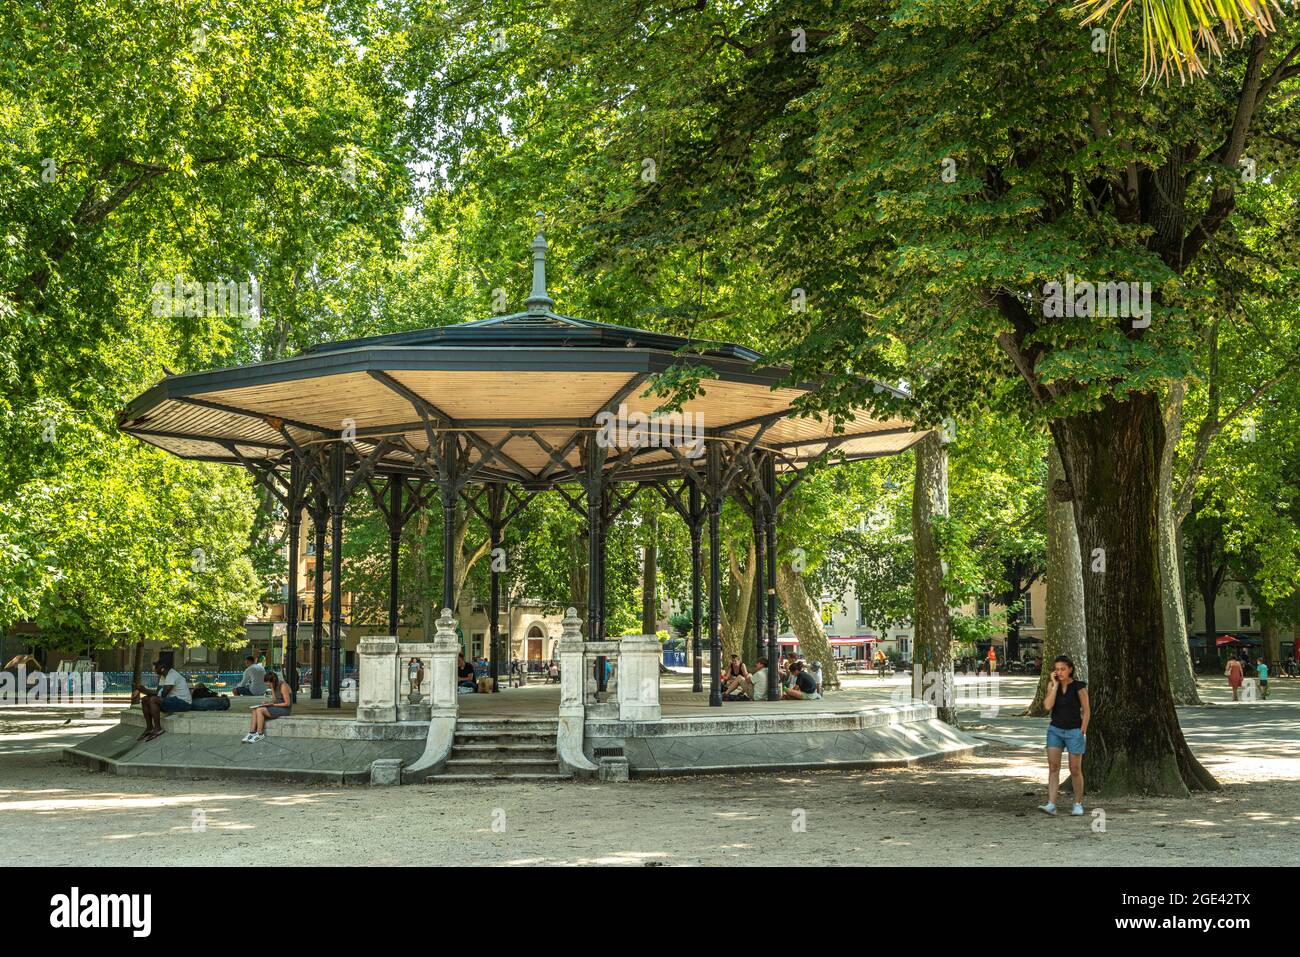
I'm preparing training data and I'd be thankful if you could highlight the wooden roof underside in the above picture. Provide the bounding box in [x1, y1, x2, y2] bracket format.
[120, 353, 927, 485]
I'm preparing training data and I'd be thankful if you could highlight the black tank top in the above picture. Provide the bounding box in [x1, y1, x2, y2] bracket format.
[1051, 680, 1086, 729]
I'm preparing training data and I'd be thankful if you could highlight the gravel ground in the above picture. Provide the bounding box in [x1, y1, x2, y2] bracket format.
[2, 677, 1297, 866]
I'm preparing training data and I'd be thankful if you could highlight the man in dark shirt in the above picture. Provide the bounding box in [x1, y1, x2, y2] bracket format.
[781, 661, 822, 700]
[457, 653, 476, 692]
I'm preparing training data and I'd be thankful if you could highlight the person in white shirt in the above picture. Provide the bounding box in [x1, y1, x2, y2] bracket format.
[136, 661, 192, 741]
[233, 656, 266, 695]
[749, 658, 771, 701]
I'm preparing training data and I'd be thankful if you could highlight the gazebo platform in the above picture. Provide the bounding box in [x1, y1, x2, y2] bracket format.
[63, 678, 984, 783]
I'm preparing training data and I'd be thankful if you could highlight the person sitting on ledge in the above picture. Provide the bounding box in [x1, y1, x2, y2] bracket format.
[243, 670, 292, 743]
[136, 661, 192, 741]
[749, 657, 770, 701]
[457, 653, 476, 693]
[232, 655, 266, 696]
[722, 654, 750, 699]
[781, 660, 821, 700]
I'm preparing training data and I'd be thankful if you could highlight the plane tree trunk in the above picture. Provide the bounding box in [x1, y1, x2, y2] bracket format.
[776, 560, 839, 689]
[1052, 394, 1217, 796]
[911, 431, 956, 724]
[1029, 444, 1087, 716]
[1159, 384, 1202, 703]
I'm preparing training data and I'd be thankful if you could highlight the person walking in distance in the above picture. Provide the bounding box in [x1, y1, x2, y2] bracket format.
[1226, 653, 1244, 702]
[1038, 655, 1090, 817]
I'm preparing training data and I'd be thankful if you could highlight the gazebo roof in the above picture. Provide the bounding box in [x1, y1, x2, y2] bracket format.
[118, 232, 926, 488]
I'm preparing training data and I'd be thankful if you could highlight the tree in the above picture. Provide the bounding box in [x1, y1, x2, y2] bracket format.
[1029, 445, 1090, 715]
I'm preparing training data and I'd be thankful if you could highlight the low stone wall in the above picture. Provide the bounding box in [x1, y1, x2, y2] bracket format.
[584, 704, 984, 776]
[65, 700, 982, 784]
[64, 711, 425, 784]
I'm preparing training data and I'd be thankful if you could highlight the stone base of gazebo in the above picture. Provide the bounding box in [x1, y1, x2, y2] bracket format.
[65, 608, 984, 783]
[64, 694, 983, 784]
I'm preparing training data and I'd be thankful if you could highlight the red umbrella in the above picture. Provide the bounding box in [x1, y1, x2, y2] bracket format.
[1215, 635, 1238, 647]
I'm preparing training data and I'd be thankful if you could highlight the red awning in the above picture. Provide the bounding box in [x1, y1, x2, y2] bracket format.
[781, 636, 882, 646]
[1216, 635, 1239, 646]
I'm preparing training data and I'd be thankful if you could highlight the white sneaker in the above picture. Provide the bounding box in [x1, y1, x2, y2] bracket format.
[240, 733, 255, 743]
[1071, 803, 1085, 816]
[1038, 802, 1057, 815]
[249, 732, 266, 743]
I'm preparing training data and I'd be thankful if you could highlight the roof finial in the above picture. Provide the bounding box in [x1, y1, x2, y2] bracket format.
[525, 211, 554, 314]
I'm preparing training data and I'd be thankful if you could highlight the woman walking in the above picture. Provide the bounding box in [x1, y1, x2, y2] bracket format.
[243, 670, 292, 742]
[1225, 653, 1244, 701]
[1038, 655, 1090, 817]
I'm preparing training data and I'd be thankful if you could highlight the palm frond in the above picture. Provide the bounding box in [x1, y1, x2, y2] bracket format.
[1073, 0, 1291, 82]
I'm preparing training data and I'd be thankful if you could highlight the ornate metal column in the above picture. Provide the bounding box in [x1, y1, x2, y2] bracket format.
[488, 484, 504, 692]
[439, 434, 459, 614]
[584, 435, 607, 690]
[689, 482, 704, 693]
[327, 443, 345, 709]
[285, 458, 302, 703]
[311, 490, 326, 700]
[388, 474, 403, 637]
[764, 453, 780, 701]
[752, 494, 766, 671]
[707, 441, 723, 707]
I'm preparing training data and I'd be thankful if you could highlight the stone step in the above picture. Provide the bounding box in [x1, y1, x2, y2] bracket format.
[445, 757, 561, 773]
[454, 722, 556, 738]
[453, 730, 557, 743]
[425, 772, 571, 783]
[449, 738, 556, 754]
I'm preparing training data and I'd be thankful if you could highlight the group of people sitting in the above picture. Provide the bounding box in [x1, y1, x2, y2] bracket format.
[719, 654, 823, 701]
[134, 654, 293, 744]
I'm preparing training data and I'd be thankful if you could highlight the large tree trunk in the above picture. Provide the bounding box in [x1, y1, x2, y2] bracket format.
[1159, 384, 1202, 703]
[129, 637, 145, 706]
[1053, 394, 1217, 796]
[719, 539, 754, 662]
[1005, 599, 1022, 662]
[641, 510, 658, 635]
[415, 512, 433, 641]
[776, 560, 839, 689]
[451, 505, 490, 613]
[1158, 486, 1201, 703]
[1261, 613, 1280, 679]
[568, 529, 588, 627]
[1029, 444, 1088, 716]
[911, 431, 956, 723]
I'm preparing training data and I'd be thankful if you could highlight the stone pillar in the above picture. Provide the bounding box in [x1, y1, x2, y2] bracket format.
[557, 606, 597, 775]
[396, 640, 434, 722]
[403, 608, 462, 780]
[429, 608, 461, 715]
[356, 636, 398, 723]
[616, 634, 662, 722]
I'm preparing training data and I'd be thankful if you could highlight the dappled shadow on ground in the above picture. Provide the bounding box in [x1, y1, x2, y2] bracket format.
[2, 689, 1298, 866]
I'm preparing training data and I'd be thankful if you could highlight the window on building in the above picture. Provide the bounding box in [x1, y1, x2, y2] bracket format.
[1022, 592, 1034, 627]
[899, 636, 910, 658]
[1238, 607, 1252, 629]
[856, 601, 865, 627]
[472, 633, 485, 658]
[976, 598, 990, 618]
[821, 603, 835, 627]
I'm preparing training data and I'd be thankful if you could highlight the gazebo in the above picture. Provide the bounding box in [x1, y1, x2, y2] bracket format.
[117, 228, 926, 708]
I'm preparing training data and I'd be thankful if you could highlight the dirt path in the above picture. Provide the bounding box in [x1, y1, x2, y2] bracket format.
[2, 678, 1297, 866]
